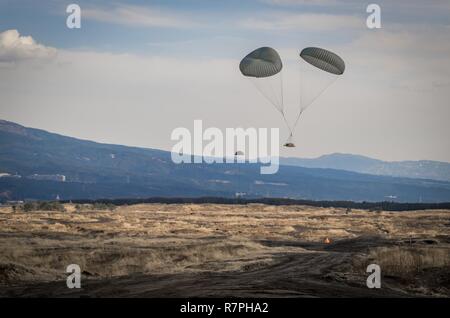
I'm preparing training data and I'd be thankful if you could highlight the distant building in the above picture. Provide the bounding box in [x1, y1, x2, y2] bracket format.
[0, 173, 21, 178]
[27, 174, 66, 182]
[6, 200, 24, 205]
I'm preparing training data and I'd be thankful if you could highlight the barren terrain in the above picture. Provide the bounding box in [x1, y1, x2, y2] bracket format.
[0, 203, 449, 297]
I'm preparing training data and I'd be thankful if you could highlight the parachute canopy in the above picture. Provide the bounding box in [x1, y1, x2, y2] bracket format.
[239, 46, 346, 148]
[300, 47, 345, 75]
[239, 47, 282, 78]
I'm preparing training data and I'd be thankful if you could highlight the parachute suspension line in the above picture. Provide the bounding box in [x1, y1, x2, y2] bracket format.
[291, 70, 339, 135]
[281, 112, 293, 136]
[299, 61, 302, 112]
[296, 62, 303, 132]
[304, 75, 338, 112]
[269, 74, 293, 136]
[248, 75, 292, 136]
[291, 109, 304, 137]
[280, 70, 284, 114]
[267, 74, 282, 111]
[291, 64, 306, 135]
[287, 62, 305, 137]
[249, 77, 281, 112]
[279, 71, 294, 136]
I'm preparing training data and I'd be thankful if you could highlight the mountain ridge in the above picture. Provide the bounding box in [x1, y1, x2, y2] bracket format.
[1, 119, 449, 203]
[3, 119, 449, 179]
[281, 152, 450, 182]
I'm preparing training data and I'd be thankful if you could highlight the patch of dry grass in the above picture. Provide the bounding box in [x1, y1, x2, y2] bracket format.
[0, 203, 449, 294]
[365, 246, 450, 275]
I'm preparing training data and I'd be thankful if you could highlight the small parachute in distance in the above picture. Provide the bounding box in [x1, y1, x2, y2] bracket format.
[299, 47, 345, 75]
[239, 47, 283, 78]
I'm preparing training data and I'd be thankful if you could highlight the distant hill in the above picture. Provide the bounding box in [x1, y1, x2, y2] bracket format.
[1, 119, 450, 203]
[282, 153, 450, 182]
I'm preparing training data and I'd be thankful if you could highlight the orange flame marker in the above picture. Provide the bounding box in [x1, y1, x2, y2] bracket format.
[324, 237, 331, 244]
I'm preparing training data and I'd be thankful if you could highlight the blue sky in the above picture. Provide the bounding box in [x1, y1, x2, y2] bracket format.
[0, 1, 449, 161]
[3, 0, 447, 55]
[0, 0, 361, 54]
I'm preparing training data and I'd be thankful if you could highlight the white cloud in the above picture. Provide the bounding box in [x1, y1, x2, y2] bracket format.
[240, 13, 362, 31]
[83, 5, 200, 29]
[0, 29, 57, 64]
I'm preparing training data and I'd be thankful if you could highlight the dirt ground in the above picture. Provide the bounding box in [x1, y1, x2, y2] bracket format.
[0, 203, 449, 297]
